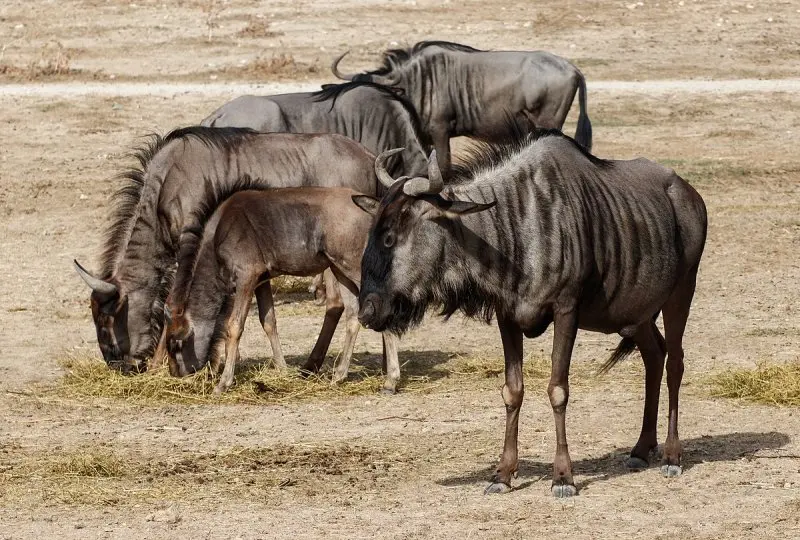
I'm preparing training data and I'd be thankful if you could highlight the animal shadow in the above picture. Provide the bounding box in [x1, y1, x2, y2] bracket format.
[436, 431, 792, 491]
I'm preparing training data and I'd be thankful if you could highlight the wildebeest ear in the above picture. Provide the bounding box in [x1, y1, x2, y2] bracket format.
[352, 195, 380, 216]
[433, 198, 497, 218]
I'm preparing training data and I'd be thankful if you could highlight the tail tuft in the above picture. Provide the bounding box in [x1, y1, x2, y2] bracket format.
[597, 337, 637, 375]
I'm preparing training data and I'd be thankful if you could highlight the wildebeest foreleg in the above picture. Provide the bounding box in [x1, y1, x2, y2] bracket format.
[331, 281, 361, 385]
[485, 317, 524, 495]
[215, 275, 259, 394]
[380, 332, 400, 394]
[301, 270, 344, 374]
[626, 320, 666, 470]
[660, 268, 698, 477]
[549, 310, 578, 498]
[255, 280, 286, 370]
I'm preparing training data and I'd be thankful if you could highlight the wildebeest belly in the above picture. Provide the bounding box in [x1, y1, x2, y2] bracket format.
[575, 275, 676, 334]
[261, 248, 331, 279]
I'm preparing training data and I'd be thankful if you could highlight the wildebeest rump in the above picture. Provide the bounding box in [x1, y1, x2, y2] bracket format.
[164, 186, 402, 394]
[332, 40, 593, 173]
[74, 128, 382, 373]
[200, 81, 430, 177]
[353, 132, 707, 496]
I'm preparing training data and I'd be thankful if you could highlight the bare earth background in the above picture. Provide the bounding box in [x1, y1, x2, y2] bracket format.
[1, 1, 799, 538]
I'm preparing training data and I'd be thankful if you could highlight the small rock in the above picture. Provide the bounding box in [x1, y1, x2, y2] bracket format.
[209, 74, 218, 80]
[74, 523, 85, 530]
[766, 17, 773, 22]
[14, 24, 24, 29]
[79, 194, 88, 200]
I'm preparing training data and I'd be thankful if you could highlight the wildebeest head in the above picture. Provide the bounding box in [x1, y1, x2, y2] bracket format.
[353, 150, 495, 334]
[73, 260, 153, 373]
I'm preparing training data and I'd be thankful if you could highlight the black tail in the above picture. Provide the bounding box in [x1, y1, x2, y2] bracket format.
[574, 71, 592, 152]
[597, 337, 637, 375]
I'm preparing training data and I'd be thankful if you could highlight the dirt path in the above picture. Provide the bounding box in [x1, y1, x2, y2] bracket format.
[3, 78, 800, 97]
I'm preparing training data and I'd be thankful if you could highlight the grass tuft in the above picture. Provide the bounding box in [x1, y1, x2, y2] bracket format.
[710, 362, 800, 406]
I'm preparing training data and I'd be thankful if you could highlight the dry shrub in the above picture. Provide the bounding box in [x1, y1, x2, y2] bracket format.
[48, 451, 127, 478]
[271, 275, 313, 295]
[28, 41, 74, 77]
[711, 362, 800, 406]
[237, 17, 284, 38]
[231, 53, 320, 79]
[0, 40, 77, 80]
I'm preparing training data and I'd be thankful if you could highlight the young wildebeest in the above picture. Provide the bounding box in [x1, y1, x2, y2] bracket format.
[353, 134, 707, 497]
[164, 186, 401, 394]
[332, 40, 592, 172]
[74, 128, 384, 374]
[201, 81, 430, 178]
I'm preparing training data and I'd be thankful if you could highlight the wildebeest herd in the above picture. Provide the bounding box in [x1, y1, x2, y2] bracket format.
[73, 41, 707, 498]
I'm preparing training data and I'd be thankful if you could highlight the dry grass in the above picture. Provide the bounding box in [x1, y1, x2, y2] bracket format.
[54, 355, 389, 405]
[50, 349, 611, 406]
[1, 441, 391, 507]
[710, 361, 800, 406]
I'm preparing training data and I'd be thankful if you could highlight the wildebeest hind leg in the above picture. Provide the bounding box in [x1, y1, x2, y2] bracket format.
[301, 269, 344, 374]
[626, 320, 666, 471]
[485, 317, 524, 495]
[255, 280, 286, 370]
[214, 275, 258, 394]
[331, 281, 361, 385]
[660, 267, 698, 477]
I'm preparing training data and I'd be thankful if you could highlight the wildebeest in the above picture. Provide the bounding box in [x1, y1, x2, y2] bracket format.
[332, 41, 593, 172]
[74, 128, 384, 373]
[200, 81, 430, 177]
[164, 185, 401, 394]
[353, 132, 707, 497]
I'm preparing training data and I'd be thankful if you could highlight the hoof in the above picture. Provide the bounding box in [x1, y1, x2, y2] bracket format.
[551, 483, 578, 498]
[213, 384, 228, 395]
[661, 464, 683, 478]
[625, 456, 650, 471]
[484, 482, 512, 495]
[379, 387, 396, 396]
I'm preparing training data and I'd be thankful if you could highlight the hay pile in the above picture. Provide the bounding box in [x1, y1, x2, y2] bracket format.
[711, 361, 800, 406]
[56, 355, 387, 405]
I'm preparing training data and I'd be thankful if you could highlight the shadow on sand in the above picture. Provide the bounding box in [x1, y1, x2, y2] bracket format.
[436, 431, 792, 492]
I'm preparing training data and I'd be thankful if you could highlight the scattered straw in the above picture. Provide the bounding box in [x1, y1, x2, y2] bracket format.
[710, 361, 800, 406]
[55, 355, 388, 405]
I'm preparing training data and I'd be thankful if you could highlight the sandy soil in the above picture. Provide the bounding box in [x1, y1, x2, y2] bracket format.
[1, 1, 799, 539]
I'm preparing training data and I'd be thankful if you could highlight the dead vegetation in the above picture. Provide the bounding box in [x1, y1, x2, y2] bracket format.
[710, 361, 800, 406]
[0, 40, 79, 80]
[221, 52, 321, 80]
[0, 441, 390, 507]
[50, 348, 626, 406]
[236, 16, 284, 39]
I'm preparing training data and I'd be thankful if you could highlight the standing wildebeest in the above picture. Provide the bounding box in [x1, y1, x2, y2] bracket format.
[353, 132, 707, 497]
[74, 128, 384, 374]
[200, 81, 430, 178]
[332, 41, 593, 172]
[164, 186, 401, 394]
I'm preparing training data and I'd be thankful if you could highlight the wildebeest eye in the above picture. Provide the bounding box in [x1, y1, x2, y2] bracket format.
[383, 232, 396, 248]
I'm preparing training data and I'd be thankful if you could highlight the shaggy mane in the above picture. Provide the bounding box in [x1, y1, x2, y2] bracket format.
[368, 40, 483, 76]
[312, 81, 430, 147]
[99, 126, 257, 278]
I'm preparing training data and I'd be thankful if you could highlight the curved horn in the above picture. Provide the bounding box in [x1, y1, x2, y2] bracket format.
[402, 150, 444, 196]
[331, 51, 358, 81]
[374, 148, 404, 188]
[73, 259, 118, 296]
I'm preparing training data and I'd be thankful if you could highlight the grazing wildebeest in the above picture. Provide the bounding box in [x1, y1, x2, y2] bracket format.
[200, 81, 430, 178]
[164, 186, 401, 394]
[332, 41, 593, 172]
[74, 128, 384, 373]
[353, 132, 707, 497]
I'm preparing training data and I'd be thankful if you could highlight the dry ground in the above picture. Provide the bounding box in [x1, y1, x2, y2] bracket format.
[1, 1, 799, 539]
